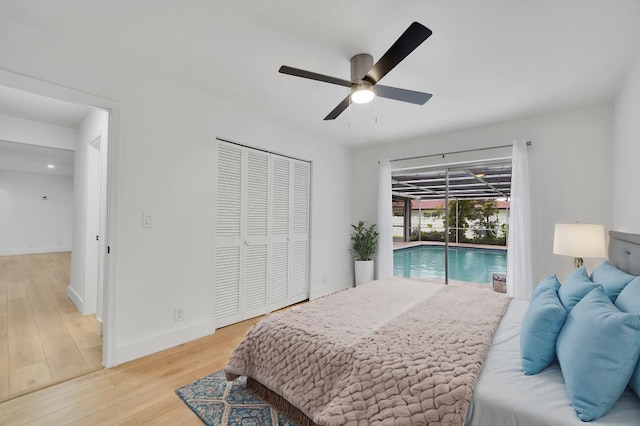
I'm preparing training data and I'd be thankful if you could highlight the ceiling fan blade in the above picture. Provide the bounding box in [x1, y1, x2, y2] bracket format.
[279, 65, 352, 88]
[375, 85, 432, 105]
[324, 95, 351, 121]
[364, 22, 432, 85]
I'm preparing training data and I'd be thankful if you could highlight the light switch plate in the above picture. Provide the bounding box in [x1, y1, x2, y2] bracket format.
[143, 214, 153, 228]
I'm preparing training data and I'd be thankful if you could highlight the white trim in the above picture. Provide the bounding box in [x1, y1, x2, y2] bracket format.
[116, 320, 216, 365]
[0, 68, 121, 368]
[103, 104, 120, 367]
[67, 285, 83, 312]
[0, 247, 72, 256]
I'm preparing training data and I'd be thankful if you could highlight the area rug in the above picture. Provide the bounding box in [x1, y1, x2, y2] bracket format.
[175, 370, 294, 425]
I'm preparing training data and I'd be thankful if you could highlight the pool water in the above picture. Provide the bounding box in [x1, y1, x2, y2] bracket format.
[393, 245, 507, 284]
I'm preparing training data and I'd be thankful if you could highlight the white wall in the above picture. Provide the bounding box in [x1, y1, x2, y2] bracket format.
[352, 104, 614, 283]
[0, 19, 352, 363]
[111, 85, 352, 362]
[0, 112, 76, 150]
[69, 109, 109, 315]
[613, 55, 640, 232]
[0, 170, 73, 255]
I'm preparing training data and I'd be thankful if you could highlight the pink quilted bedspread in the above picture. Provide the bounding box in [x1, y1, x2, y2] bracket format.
[225, 278, 510, 426]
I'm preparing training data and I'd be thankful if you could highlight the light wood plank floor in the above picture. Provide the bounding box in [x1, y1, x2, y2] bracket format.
[0, 315, 262, 425]
[0, 252, 103, 402]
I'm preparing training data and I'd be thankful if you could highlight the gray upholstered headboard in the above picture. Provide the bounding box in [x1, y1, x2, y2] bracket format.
[609, 231, 640, 276]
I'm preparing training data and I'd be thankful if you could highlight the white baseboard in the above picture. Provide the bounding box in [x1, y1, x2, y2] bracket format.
[116, 319, 217, 365]
[310, 281, 352, 300]
[0, 247, 71, 256]
[67, 286, 83, 312]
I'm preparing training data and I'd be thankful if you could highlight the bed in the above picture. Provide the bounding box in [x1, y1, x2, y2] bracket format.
[466, 301, 640, 425]
[225, 231, 640, 425]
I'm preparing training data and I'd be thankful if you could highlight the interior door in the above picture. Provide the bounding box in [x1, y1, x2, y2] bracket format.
[289, 160, 310, 301]
[214, 141, 310, 327]
[269, 155, 290, 311]
[214, 142, 243, 327]
[243, 149, 270, 319]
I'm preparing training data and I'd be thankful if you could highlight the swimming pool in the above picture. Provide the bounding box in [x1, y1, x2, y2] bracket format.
[393, 245, 507, 284]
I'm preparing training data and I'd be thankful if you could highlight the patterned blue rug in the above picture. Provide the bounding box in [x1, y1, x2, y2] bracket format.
[175, 370, 294, 425]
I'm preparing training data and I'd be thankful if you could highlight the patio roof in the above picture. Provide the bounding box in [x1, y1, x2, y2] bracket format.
[391, 162, 512, 200]
[404, 199, 510, 209]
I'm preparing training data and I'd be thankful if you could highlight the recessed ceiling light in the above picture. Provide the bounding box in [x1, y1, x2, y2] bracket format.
[47, 164, 55, 169]
[475, 173, 485, 178]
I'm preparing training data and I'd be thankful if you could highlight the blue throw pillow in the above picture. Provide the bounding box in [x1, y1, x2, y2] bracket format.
[531, 275, 561, 300]
[630, 362, 640, 401]
[591, 260, 637, 302]
[556, 287, 640, 422]
[615, 276, 640, 313]
[558, 266, 600, 311]
[520, 288, 568, 375]
[614, 276, 640, 397]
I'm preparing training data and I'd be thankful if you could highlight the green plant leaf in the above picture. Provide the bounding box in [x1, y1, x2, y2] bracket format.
[350, 220, 379, 261]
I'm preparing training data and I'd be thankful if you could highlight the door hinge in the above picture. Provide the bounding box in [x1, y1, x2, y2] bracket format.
[96, 235, 99, 241]
[107, 246, 110, 254]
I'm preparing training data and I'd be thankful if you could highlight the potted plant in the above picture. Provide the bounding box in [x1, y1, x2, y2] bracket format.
[350, 221, 379, 286]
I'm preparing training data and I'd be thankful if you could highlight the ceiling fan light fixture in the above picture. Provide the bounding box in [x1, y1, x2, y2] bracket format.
[278, 22, 433, 120]
[351, 82, 375, 104]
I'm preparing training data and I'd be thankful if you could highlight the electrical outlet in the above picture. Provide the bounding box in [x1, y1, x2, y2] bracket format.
[143, 213, 153, 228]
[175, 307, 184, 322]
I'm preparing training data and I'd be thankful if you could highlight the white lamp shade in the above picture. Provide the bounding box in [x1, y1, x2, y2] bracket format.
[553, 223, 606, 258]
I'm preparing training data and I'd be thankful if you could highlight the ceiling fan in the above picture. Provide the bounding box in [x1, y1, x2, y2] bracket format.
[279, 21, 433, 121]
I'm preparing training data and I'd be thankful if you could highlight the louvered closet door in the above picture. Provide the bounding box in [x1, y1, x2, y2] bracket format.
[214, 142, 243, 327]
[270, 156, 290, 311]
[290, 159, 310, 302]
[215, 141, 311, 327]
[243, 150, 270, 319]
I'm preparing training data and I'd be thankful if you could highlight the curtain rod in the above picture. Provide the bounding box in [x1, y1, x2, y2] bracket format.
[388, 140, 532, 163]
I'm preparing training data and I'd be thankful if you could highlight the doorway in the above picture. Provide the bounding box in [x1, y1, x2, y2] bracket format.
[391, 159, 512, 285]
[83, 135, 107, 333]
[0, 77, 116, 400]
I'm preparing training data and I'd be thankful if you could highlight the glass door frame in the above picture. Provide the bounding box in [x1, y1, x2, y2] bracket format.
[442, 159, 512, 284]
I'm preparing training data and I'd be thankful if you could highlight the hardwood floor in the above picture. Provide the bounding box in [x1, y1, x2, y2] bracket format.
[0, 252, 103, 402]
[0, 315, 262, 425]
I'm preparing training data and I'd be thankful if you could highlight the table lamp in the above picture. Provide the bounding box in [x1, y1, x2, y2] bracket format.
[553, 223, 606, 268]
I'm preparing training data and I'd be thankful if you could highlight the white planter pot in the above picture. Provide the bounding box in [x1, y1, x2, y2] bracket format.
[354, 260, 375, 286]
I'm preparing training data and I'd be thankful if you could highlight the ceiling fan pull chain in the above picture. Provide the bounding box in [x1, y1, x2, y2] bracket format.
[374, 87, 379, 124]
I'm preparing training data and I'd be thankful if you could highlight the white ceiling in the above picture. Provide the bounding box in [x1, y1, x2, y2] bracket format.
[0, 86, 84, 176]
[2, 1, 640, 146]
[0, 85, 91, 128]
[0, 140, 74, 176]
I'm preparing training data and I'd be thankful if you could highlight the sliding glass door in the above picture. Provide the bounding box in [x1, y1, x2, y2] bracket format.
[392, 160, 511, 286]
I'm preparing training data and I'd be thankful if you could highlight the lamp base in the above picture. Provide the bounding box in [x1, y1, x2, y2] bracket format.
[574, 257, 584, 268]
